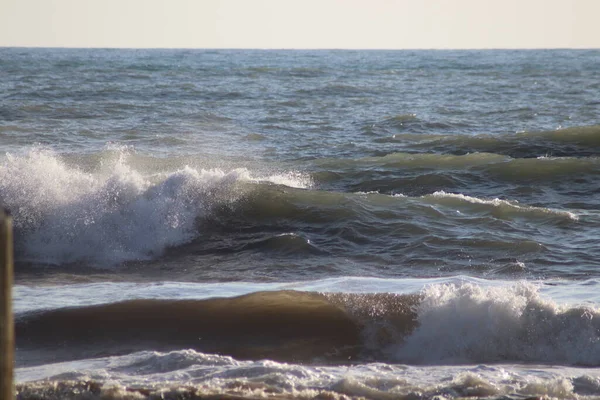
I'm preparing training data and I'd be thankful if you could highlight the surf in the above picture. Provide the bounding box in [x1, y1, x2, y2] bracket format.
[16, 283, 600, 367]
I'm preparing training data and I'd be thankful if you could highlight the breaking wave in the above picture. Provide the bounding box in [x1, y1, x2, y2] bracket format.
[0, 148, 311, 265]
[17, 283, 600, 367]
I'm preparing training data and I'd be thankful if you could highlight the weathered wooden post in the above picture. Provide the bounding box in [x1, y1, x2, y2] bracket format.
[0, 208, 14, 400]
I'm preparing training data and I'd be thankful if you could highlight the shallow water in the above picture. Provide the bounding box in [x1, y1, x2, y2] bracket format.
[2, 48, 600, 399]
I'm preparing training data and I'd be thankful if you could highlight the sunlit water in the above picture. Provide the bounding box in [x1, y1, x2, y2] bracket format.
[2, 48, 600, 399]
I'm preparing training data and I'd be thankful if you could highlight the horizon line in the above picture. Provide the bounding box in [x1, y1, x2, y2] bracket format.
[2, 45, 599, 51]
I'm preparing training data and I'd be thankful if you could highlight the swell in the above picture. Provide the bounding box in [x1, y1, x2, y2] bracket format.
[16, 291, 418, 366]
[313, 151, 600, 196]
[315, 151, 600, 179]
[211, 183, 579, 226]
[374, 125, 600, 158]
[200, 185, 580, 274]
[16, 284, 600, 367]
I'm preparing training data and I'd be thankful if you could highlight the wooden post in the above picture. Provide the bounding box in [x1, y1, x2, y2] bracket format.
[0, 208, 14, 400]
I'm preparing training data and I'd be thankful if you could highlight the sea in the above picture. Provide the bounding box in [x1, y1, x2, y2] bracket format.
[1, 47, 600, 399]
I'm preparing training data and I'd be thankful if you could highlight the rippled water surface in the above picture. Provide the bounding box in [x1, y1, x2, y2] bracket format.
[2, 48, 600, 399]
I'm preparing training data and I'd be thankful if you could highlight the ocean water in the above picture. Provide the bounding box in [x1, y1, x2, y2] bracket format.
[2, 48, 600, 399]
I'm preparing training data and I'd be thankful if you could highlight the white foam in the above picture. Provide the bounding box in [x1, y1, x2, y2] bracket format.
[392, 281, 600, 365]
[16, 350, 600, 399]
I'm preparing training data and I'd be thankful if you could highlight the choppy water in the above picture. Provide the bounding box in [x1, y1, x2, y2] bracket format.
[2, 48, 600, 399]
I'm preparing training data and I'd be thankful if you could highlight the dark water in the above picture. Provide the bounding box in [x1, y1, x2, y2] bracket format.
[2, 48, 600, 399]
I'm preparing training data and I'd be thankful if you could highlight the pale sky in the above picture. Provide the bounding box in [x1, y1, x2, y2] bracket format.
[1, 0, 599, 49]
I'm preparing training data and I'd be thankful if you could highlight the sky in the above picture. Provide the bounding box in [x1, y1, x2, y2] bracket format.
[1, 0, 599, 49]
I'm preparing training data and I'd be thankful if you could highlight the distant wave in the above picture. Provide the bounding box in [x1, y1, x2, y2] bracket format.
[17, 283, 600, 367]
[375, 125, 600, 158]
[315, 151, 600, 177]
[312, 151, 600, 198]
